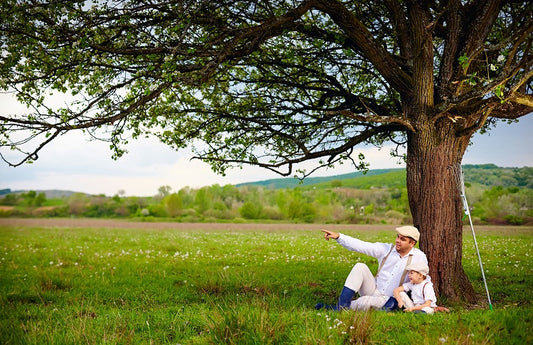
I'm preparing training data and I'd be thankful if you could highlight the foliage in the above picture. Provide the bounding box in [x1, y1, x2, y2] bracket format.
[0, 224, 531, 344]
[239, 201, 263, 219]
[1, 165, 531, 225]
[0, 1, 531, 174]
[162, 193, 183, 217]
[464, 164, 533, 189]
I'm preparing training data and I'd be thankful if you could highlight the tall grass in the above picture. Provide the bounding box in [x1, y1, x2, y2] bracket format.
[1, 224, 531, 344]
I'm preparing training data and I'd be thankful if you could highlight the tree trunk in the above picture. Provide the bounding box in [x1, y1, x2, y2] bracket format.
[406, 120, 477, 303]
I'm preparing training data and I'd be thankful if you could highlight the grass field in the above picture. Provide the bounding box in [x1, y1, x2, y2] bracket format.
[0, 220, 532, 344]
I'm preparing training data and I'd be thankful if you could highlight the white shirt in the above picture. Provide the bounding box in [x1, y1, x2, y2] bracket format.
[403, 276, 437, 307]
[336, 234, 428, 296]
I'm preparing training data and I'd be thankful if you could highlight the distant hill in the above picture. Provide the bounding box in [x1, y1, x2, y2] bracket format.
[237, 164, 532, 190]
[462, 164, 532, 188]
[304, 169, 406, 190]
[0, 189, 84, 198]
[236, 168, 402, 189]
[2, 164, 531, 198]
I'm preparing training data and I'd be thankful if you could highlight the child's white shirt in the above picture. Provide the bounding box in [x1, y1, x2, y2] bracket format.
[402, 275, 437, 307]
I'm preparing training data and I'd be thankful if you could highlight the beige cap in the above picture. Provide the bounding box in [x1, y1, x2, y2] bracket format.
[406, 262, 429, 276]
[396, 225, 420, 242]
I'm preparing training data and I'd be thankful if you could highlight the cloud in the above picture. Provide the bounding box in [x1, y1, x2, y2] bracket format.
[1, 128, 409, 196]
[463, 116, 533, 167]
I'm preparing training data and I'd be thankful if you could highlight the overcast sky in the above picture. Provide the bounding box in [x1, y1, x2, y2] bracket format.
[1, 92, 532, 196]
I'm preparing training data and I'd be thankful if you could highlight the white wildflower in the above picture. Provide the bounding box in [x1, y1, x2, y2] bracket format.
[497, 55, 505, 63]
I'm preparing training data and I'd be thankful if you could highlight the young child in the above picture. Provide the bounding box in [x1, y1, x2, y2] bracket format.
[393, 262, 437, 314]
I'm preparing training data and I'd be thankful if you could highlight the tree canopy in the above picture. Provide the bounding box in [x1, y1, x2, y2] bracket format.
[1, 0, 531, 171]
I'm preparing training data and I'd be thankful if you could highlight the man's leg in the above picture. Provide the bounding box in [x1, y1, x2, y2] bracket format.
[336, 263, 377, 309]
[350, 291, 388, 311]
[344, 263, 376, 295]
[315, 263, 376, 310]
[336, 286, 355, 309]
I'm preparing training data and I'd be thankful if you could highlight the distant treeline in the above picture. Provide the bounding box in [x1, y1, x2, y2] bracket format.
[1, 164, 531, 225]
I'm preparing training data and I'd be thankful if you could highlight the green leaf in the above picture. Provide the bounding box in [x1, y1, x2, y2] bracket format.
[458, 54, 469, 70]
[494, 84, 505, 99]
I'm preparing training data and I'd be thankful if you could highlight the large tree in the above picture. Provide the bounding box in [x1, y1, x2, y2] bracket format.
[1, 0, 532, 301]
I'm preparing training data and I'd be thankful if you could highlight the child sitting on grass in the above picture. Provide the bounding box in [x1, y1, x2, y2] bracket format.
[393, 262, 437, 314]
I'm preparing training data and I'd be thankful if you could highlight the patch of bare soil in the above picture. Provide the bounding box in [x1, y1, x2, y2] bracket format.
[1, 218, 532, 234]
[0, 218, 393, 231]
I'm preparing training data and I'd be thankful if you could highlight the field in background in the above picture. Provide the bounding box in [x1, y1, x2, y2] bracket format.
[1, 219, 532, 344]
[3, 165, 531, 226]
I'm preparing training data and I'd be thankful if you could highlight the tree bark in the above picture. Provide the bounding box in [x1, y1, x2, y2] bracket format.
[402, 3, 478, 302]
[406, 119, 477, 303]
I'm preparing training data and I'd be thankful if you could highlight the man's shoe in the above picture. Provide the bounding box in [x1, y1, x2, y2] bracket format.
[315, 303, 337, 310]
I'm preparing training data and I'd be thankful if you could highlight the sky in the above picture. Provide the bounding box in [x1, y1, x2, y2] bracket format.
[1, 94, 532, 196]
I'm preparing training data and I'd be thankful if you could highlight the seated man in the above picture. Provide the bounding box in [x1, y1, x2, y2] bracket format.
[317, 226, 427, 310]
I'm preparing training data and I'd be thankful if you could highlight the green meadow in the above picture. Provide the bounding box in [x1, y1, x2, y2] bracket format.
[0, 222, 531, 344]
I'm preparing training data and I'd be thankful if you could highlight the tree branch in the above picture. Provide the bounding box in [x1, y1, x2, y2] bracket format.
[329, 109, 415, 133]
[312, 0, 413, 96]
[192, 123, 401, 177]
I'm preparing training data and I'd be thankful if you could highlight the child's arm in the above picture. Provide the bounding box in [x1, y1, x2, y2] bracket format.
[405, 300, 431, 312]
[393, 286, 405, 309]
